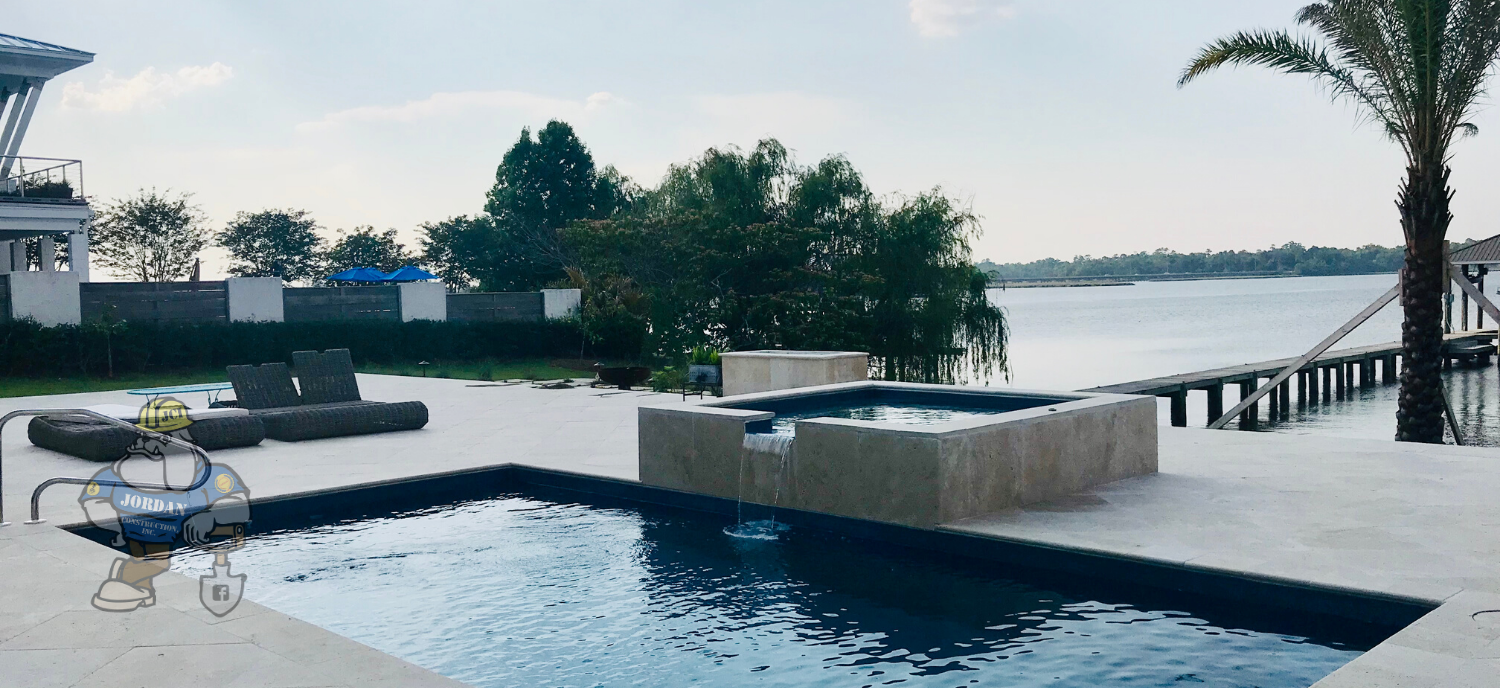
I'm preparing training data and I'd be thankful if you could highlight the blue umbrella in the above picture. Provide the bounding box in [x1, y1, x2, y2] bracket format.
[383, 265, 441, 282]
[326, 267, 389, 282]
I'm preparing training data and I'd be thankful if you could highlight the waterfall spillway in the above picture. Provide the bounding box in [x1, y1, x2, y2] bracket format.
[742, 432, 794, 457]
[725, 433, 794, 541]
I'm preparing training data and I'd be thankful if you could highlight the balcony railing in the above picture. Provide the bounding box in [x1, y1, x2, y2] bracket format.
[0, 156, 84, 203]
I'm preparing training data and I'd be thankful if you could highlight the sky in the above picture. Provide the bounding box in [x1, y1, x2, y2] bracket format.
[10, 1, 1500, 280]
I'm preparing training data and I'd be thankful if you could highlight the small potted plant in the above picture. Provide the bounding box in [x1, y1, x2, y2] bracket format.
[687, 346, 722, 387]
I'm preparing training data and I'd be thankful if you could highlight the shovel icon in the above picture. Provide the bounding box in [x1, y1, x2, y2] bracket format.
[199, 551, 246, 617]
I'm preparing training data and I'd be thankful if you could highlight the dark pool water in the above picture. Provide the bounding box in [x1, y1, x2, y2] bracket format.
[766, 403, 1007, 435]
[174, 494, 1367, 687]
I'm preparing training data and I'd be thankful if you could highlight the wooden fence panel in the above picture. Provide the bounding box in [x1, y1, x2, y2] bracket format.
[80, 281, 228, 323]
[447, 292, 544, 322]
[283, 286, 400, 322]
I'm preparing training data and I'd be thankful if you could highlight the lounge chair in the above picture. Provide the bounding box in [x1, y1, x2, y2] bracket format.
[28, 405, 264, 462]
[225, 349, 428, 442]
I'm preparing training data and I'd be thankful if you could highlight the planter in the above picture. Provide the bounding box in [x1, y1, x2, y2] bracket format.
[687, 364, 722, 386]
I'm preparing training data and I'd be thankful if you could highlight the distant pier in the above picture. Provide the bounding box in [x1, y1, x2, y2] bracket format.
[1083, 330, 1498, 428]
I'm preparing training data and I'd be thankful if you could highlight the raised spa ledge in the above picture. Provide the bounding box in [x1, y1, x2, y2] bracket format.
[638, 402, 774, 423]
[639, 381, 1159, 528]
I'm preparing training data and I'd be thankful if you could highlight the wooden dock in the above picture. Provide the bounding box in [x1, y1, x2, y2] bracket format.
[1083, 330, 1499, 428]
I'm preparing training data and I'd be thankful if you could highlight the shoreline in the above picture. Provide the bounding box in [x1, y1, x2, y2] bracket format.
[987, 271, 1397, 289]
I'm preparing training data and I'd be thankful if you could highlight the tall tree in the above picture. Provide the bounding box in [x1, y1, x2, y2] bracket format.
[91, 189, 209, 282]
[323, 226, 413, 276]
[217, 209, 326, 283]
[418, 215, 502, 290]
[563, 139, 1007, 382]
[1180, 0, 1500, 443]
[476, 120, 632, 290]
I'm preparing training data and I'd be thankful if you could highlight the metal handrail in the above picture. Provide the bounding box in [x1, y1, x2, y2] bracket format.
[0, 409, 212, 526]
[0, 155, 84, 164]
[0, 155, 84, 199]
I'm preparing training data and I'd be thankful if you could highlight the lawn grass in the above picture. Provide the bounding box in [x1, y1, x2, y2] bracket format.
[355, 359, 589, 382]
[0, 359, 594, 399]
[0, 369, 234, 399]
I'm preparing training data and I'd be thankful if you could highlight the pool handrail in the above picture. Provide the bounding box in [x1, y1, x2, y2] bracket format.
[0, 408, 213, 526]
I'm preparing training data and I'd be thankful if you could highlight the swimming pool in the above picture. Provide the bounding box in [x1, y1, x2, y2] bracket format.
[157, 475, 1394, 688]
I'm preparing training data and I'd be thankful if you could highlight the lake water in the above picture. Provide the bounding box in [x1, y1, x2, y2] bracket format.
[983, 274, 1500, 446]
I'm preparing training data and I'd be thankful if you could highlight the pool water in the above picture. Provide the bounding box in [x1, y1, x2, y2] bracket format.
[764, 403, 1007, 435]
[174, 492, 1368, 687]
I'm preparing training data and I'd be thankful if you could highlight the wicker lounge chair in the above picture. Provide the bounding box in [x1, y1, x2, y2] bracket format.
[226, 350, 428, 442]
[28, 407, 264, 462]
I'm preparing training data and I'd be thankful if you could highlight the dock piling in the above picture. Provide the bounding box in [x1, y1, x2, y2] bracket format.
[1268, 378, 1280, 419]
[1238, 379, 1256, 429]
[1207, 383, 1224, 425]
[1278, 380, 1290, 419]
[1170, 390, 1187, 428]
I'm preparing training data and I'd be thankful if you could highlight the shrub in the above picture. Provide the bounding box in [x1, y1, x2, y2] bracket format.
[688, 346, 720, 366]
[0, 318, 613, 378]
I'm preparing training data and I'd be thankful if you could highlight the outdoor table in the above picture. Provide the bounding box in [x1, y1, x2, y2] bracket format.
[126, 382, 234, 407]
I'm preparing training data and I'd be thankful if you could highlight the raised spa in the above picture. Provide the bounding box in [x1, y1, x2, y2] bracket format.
[639, 381, 1157, 528]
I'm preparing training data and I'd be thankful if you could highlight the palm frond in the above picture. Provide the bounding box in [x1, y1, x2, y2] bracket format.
[1178, 28, 1400, 135]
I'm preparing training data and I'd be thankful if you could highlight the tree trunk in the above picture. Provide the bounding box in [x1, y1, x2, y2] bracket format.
[1395, 162, 1452, 443]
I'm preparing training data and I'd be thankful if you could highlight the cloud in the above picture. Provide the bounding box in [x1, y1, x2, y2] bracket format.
[908, 0, 1015, 38]
[296, 90, 621, 133]
[60, 63, 233, 112]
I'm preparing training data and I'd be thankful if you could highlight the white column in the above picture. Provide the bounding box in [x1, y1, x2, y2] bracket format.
[0, 241, 10, 274]
[0, 80, 44, 179]
[398, 282, 447, 322]
[226, 277, 285, 322]
[9, 239, 24, 271]
[68, 226, 89, 282]
[541, 288, 582, 320]
[6, 271, 80, 325]
[38, 236, 54, 271]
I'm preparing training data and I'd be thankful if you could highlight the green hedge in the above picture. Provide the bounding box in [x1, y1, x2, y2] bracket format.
[0, 319, 606, 378]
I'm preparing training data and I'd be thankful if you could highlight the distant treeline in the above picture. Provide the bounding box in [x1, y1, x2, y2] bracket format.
[979, 242, 1422, 280]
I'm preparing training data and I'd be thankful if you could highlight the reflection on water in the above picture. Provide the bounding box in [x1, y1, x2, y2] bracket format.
[766, 403, 1004, 435]
[174, 493, 1370, 687]
[984, 274, 1500, 444]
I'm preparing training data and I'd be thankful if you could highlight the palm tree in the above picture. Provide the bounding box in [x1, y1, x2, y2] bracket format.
[1180, 1, 1500, 443]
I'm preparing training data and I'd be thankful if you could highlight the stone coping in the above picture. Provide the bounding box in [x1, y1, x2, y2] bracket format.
[718, 350, 867, 360]
[681, 380, 1144, 436]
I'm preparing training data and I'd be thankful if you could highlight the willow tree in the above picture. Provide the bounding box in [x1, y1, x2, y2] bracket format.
[1180, 1, 1500, 443]
[563, 139, 1008, 382]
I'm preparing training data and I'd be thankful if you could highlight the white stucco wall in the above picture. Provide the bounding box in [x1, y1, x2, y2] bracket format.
[226, 277, 285, 322]
[720, 350, 869, 396]
[7, 270, 80, 326]
[542, 288, 581, 320]
[399, 282, 447, 322]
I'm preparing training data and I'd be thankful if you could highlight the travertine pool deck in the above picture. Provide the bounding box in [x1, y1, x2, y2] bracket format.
[3, 375, 1498, 686]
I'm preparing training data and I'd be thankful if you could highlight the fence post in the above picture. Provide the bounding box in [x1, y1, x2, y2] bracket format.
[541, 288, 581, 320]
[226, 277, 284, 322]
[5, 271, 79, 325]
[398, 282, 447, 322]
